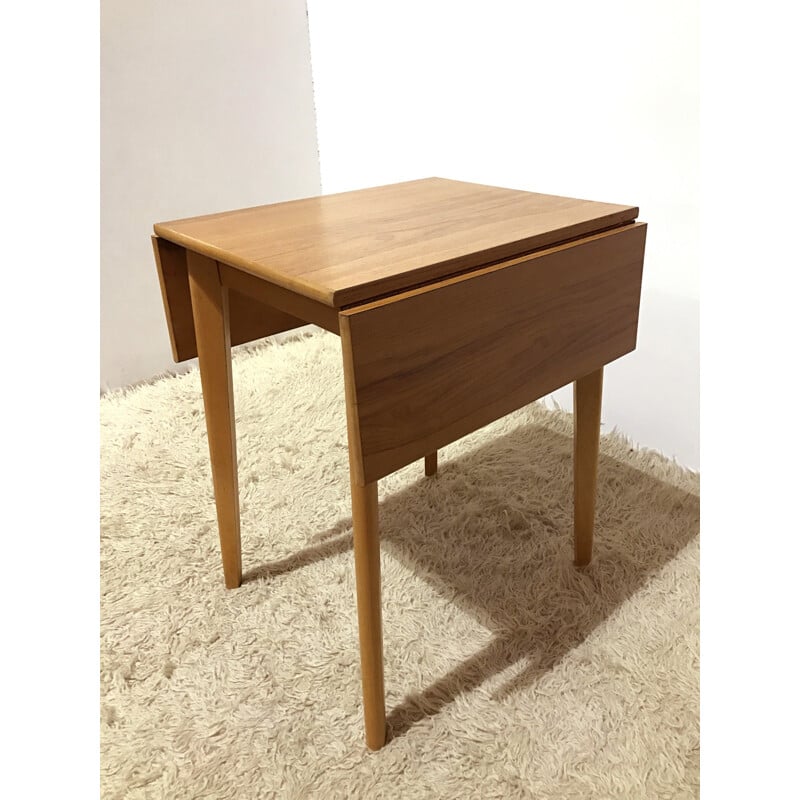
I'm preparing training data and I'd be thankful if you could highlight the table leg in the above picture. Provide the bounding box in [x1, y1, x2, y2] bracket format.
[424, 451, 438, 476]
[350, 477, 386, 750]
[573, 367, 603, 567]
[187, 251, 242, 589]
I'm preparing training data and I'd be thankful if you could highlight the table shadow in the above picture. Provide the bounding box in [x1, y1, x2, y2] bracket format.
[243, 420, 699, 742]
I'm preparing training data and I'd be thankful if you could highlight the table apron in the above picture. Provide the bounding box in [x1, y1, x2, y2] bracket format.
[340, 223, 647, 485]
[218, 263, 341, 335]
[153, 237, 311, 362]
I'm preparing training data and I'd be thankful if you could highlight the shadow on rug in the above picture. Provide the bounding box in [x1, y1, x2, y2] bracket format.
[101, 332, 699, 799]
[241, 419, 699, 743]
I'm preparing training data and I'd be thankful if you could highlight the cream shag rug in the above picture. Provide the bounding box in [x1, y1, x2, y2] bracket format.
[100, 331, 699, 799]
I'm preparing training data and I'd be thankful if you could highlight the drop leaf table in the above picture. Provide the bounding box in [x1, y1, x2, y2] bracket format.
[152, 178, 647, 750]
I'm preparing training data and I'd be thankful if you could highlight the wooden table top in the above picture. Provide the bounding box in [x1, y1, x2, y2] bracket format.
[154, 178, 638, 308]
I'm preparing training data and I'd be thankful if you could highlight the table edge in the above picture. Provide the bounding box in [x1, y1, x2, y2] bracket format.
[153, 208, 639, 309]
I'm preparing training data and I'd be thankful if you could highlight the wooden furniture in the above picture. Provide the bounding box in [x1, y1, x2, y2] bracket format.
[152, 178, 647, 750]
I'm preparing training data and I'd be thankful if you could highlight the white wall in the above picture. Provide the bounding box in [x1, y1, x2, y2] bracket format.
[307, 0, 699, 468]
[101, 0, 321, 390]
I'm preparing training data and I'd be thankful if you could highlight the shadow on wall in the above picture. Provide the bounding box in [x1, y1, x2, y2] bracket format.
[242, 418, 699, 742]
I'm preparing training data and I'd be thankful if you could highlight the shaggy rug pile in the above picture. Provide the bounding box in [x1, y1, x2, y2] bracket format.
[100, 331, 699, 799]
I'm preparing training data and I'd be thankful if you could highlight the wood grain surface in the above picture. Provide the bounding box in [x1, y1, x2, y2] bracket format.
[186, 252, 242, 588]
[348, 478, 386, 750]
[340, 223, 647, 484]
[219, 262, 339, 334]
[154, 178, 638, 308]
[153, 237, 305, 362]
[573, 367, 604, 566]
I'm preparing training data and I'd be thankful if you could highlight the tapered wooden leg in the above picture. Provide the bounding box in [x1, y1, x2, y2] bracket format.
[350, 477, 386, 750]
[573, 367, 603, 567]
[187, 251, 242, 589]
[424, 451, 438, 476]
